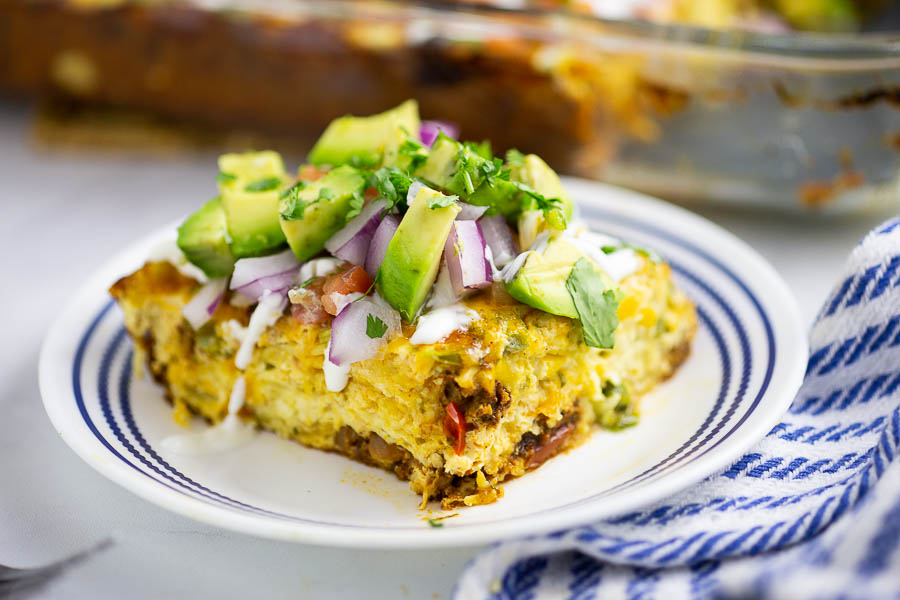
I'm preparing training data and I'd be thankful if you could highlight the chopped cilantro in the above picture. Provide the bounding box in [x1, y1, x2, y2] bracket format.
[427, 193, 459, 209]
[280, 181, 305, 198]
[280, 184, 308, 221]
[366, 314, 388, 339]
[565, 258, 621, 349]
[398, 136, 429, 171]
[427, 519, 444, 528]
[318, 187, 335, 201]
[216, 172, 237, 184]
[455, 147, 502, 194]
[299, 277, 316, 288]
[344, 192, 365, 224]
[244, 176, 282, 192]
[368, 167, 415, 212]
[508, 180, 566, 229]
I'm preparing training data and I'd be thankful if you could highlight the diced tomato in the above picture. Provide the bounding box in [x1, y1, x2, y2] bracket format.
[321, 265, 373, 315]
[291, 301, 329, 325]
[443, 402, 467, 455]
[298, 164, 329, 182]
[364, 186, 379, 201]
[290, 278, 330, 325]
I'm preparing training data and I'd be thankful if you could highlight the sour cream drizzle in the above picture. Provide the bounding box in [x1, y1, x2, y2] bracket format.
[323, 337, 351, 392]
[410, 304, 479, 345]
[162, 289, 288, 455]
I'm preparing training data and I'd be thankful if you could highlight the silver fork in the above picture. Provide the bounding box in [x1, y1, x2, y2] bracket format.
[0, 539, 112, 600]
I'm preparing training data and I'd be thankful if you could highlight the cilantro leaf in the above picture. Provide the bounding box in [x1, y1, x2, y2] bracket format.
[367, 167, 415, 212]
[280, 181, 305, 199]
[299, 276, 316, 288]
[507, 180, 566, 229]
[345, 191, 365, 224]
[427, 193, 459, 209]
[565, 258, 621, 349]
[427, 519, 444, 528]
[366, 314, 388, 339]
[398, 136, 429, 171]
[280, 184, 307, 221]
[244, 176, 282, 192]
[216, 172, 237, 184]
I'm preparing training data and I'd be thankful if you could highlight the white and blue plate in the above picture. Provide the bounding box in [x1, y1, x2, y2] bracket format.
[39, 180, 806, 548]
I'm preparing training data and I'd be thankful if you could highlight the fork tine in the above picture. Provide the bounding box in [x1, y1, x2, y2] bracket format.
[0, 539, 113, 600]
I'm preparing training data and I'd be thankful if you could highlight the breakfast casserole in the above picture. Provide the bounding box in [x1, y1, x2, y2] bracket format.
[109, 101, 696, 508]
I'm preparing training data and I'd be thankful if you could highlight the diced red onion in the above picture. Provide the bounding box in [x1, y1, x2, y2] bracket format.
[365, 214, 400, 277]
[479, 214, 519, 268]
[328, 298, 401, 366]
[234, 271, 298, 301]
[419, 120, 459, 148]
[443, 220, 492, 297]
[182, 277, 227, 330]
[456, 203, 488, 221]
[230, 248, 300, 300]
[324, 199, 387, 266]
[231, 249, 299, 290]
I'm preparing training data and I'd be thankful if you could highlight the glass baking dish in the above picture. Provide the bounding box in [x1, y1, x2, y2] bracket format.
[3, 0, 899, 213]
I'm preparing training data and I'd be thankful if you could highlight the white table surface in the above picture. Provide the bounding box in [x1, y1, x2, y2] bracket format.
[1, 99, 895, 599]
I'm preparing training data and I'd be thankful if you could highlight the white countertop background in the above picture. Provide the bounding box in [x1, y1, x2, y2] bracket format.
[1, 100, 894, 599]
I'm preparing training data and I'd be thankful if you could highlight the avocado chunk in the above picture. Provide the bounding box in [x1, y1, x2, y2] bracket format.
[509, 154, 573, 221]
[176, 196, 236, 278]
[308, 100, 420, 168]
[218, 150, 286, 182]
[377, 186, 461, 320]
[279, 165, 366, 262]
[506, 236, 590, 318]
[416, 136, 494, 197]
[507, 154, 573, 247]
[218, 151, 289, 258]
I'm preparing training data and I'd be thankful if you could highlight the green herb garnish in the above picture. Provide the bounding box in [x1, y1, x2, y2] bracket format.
[318, 187, 334, 201]
[427, 519, 444, 528]
[366, 314, 388, 339]
[299, 277, 316, 288]
[427, 193, 459, 209]
[565, 258, 621, 349]
[280, 184, 308, 221]
[398, 136, 429, 171]
[244, 176, 281, 192]
[344, 191, 365, 224]
[216, 172, 237, 184]
[368, 167, 415, 213]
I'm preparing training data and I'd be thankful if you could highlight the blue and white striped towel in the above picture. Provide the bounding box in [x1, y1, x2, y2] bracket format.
[456, 217, 900, 600]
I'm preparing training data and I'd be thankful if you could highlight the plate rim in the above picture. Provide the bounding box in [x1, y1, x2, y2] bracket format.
[39, 179, 808, 548]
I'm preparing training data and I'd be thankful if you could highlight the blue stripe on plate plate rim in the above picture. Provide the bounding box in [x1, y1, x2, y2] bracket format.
[71, 206, 774, 530]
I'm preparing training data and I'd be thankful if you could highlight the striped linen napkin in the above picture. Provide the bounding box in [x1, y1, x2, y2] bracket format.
[455, 217, 900, 600]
